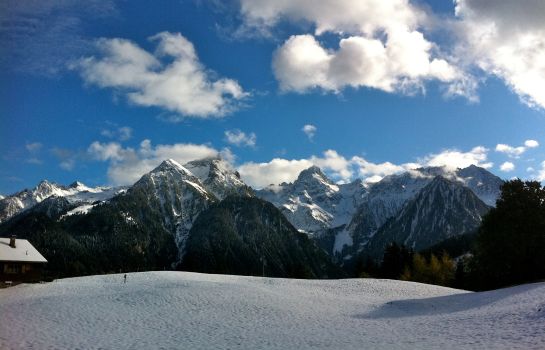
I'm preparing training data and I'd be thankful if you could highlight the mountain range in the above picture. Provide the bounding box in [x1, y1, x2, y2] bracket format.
[0, 157, 503, 278]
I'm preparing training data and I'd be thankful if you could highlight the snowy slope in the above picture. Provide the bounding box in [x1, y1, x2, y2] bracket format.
[1, 272, 543, 350]
[0, 180, 126, 223]
[129, 159, 214, 252]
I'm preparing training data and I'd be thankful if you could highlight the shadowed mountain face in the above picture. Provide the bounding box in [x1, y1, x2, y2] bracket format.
[257, 165, 501, 265]
[0, 159, 339, 278]
[363, 176, 490, 259]
[180, 196, 343, 278]
[0, 158, 503, 278]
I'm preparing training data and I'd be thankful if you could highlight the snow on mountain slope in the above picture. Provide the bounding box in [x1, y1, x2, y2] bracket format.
[129, 159, 214, 252]
[256, 166, 367, 235]
[1, 272, 543, 350]
[332, 166, 502, 259]
[456, 164, 504, 206]
[365, 176, 490, 258]
[0, 180, 126, 223]
[356, 165, 502, 234]
[184, 157, 252, 200]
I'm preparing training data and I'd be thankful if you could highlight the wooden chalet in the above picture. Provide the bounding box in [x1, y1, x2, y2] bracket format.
[0, 236, 47, 286]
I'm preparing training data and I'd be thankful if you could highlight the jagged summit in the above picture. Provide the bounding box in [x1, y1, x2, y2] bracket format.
[0, 179, 125, 223]
[256, 165, 367, 236]
[297, 165, 326, 179]
[69, 181, 85, 188]
[153, 159, 192, 174]
[184, 157, 251, 200]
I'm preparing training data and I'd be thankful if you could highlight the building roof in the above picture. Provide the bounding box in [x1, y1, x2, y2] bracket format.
[0, 238, 48, 263]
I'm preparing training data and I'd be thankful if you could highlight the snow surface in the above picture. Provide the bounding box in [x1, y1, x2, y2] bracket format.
[1, 272, 543, 349]
[0, 238, 47, 263]
[60, 203, 96, 219]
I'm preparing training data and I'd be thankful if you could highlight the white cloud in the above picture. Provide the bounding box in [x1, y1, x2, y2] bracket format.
[238, 149, 415, 188]
[87, 140, 218, 185]
[455, 0, 545, 109]
[224, 129, 256, 147]
[524, 139, 539, 148]
[500, 161, 515, 172]
[495, 140, 538, 158]
[421, 146, 492, 170]
[495, 143, 526, 158]
[73, 32, 248, 118]
[25, 142, 43, 153]
[302, 124, 317, 140]
[238, 158, 314, 188]
[241, 0, 472, 99]
[237, 145, 494, 188]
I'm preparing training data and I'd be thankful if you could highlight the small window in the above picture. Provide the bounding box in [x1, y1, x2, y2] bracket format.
[4, 264, 22, 274]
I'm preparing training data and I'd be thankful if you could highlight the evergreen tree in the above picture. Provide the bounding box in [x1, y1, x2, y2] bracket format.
[380, 242, 413, 279]
[472, 180, 545, 290]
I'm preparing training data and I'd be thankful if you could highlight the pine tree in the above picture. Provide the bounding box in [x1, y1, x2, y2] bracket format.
[380, 242, 413, 279]
[472, 180, 545, 290]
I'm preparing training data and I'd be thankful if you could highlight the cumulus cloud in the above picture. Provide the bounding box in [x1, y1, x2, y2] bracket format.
[238, 158, 314, 188]
[224, 129, 256, 147]
[237, 145, 494, 188]
[495, 140, 539, 158]
[455, 0, 545, 109]
[87, 140, 218, 185]
[420, 146, 492, 170]
[240, 0, 471, 98]
[73, 32, 248, 118]
[524, 139, 539, 148]
[302, 124, 317, 140]
[495, 143, 526, 158]
[500, 161, 515, 172]
[238, 149, 415, 188]
[273, 33, 463, 95]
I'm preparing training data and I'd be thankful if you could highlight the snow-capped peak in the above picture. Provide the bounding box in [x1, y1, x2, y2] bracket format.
[0, 180, 126, 223]
[154, 159, 192, 175]
[184, 157, 251, 200]
[256, 166, 366, 235]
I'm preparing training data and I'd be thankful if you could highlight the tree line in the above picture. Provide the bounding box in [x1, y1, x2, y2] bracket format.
[357, 180, 545, 291]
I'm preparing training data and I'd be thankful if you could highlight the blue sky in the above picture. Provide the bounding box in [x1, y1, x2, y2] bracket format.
[1, 0, 545, 194]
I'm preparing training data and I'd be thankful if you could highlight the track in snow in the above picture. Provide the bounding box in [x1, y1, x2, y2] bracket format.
[1, 272, 544, 349]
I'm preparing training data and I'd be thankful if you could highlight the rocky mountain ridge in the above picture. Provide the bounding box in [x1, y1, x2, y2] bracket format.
[0, 157, 504, 276]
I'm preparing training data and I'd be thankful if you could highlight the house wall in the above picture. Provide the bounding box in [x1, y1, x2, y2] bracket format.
[0, 262, 45, 283]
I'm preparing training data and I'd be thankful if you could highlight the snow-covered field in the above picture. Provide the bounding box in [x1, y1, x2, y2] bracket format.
[1, 272, 544, 349]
